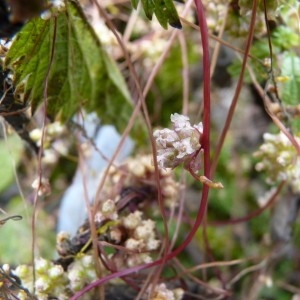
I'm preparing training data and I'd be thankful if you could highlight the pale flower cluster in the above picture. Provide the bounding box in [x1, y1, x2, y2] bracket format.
[14, 258, 69, 300]
[122, 210, 160, 268]
[105, 154, 180, 209]
[67, 255, 97, 291]
[154, 113, 203, 170]
[30, 121, 69, 165]
[94, 198, 119, 223]
[146, 283, 184, 300]
[13, 256, 97, 299]
[254, 131, 300, 193]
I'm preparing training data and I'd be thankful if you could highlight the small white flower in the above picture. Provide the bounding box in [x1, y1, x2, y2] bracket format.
[154, 128, 179, 148]
[145, 238, 160, 251]
[157, 148, 177, 169]
[134, 219, 156, 240]
[41, 10, 52, 20]
[123, 211, 142, 230]
[129, 160, 146, 177]
[171, 113, 190, 131]
[47, 121, 66, 137]
[49, 265, 64, 279]
[42, 149, 58, 164]
[51, 0, 65, 10]
[2, 264, 10, 273]
[193, 122, 203, 133]
[35, 277, 50, 292]
[35, 258, 50, 272]
[17, 291, 29, 300]
[126, 253, 152, 267]
[125, 238, 143, 251]
[254, 131, 300, 193]
[81, 255, 94, 268]
[32, 177, 51, 197]
[102, 199, 116, 214]
[173, 138, 196, 158]
[148, 283, 184, 300]
[110, 227, 122, 243]
[29, 128, 42, 142]
[13, 265, 30, 278]
[68, 268, 84, 291]
[154, 114, 203, 170]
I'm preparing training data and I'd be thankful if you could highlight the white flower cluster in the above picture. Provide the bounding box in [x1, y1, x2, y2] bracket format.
[68, 255, 97, 292]
[14, 258, 69, 300]
[254, 131, 300, 193]
[153, 113, 203, 170]
[146, 283, 184, 300]
[104, 154, 180, 209]
[122, 210, 160, 268]
[13, 255, 97, 299]
[30, 121, 69, 165]
[30, 121, 66, 148]
[94, 199, 119, 223]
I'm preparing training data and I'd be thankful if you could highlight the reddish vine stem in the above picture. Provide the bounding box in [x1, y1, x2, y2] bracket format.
[209, 181, 285, 226]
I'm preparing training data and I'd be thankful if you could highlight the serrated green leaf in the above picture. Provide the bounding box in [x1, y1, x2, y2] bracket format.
[4, 0, 135, 134]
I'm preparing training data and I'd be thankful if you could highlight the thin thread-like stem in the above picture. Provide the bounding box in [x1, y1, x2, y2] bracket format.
[209, 181, 285, 226]
[31, 17, 57, 292]
[180, 17, 259, 62]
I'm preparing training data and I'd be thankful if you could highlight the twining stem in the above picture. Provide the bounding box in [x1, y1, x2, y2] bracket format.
[31, 17, 57, 293]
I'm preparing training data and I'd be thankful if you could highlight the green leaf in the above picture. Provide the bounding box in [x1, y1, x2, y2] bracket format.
[0, 134, 23, 193]
[272, 26, 300, 50]
[279, 52, 300, 105]
[4, 0, 135, 134]
[141, 0, 155, 20]
[130, 0, 139, 9]
[136, 0, 181, 29]
[154, 0, 181, 29]
[0, 196, 56, 264]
